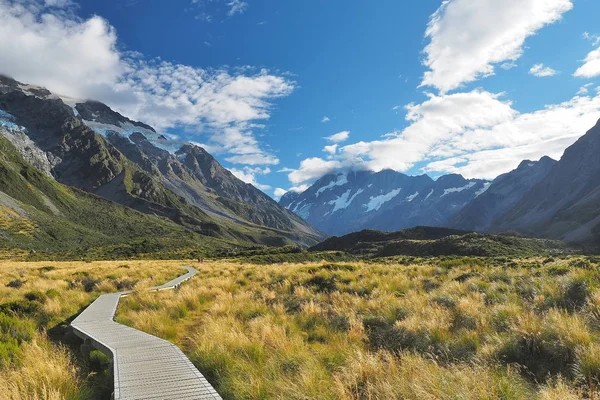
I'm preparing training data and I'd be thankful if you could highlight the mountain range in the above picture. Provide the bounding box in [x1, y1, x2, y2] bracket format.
[280, 169, 490, 236]
[2, 74, 600, 254]
[0, 75, 323, 254]
[281, 120, 600, 245]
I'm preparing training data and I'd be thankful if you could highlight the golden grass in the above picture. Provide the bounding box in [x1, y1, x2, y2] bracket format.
[0, 336, 89, 400]
[115, 257, 600, 399]
[2, 256, 600, 399]
[0, 259, 196, 399]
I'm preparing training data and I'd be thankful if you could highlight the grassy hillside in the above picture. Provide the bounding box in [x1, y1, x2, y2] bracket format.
[0, 135, 237, 258]
[311, 227, 572, 258]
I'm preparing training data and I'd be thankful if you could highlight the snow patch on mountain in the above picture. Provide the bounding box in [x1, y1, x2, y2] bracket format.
[425, 189, 435, 200]
[406, 191, 419, 202]
[475, 182, 492, 197]
[442, 182, 476, 197]
[364, 189, 401, 212]
[316, 174, 349, 197]
[0, 108, 23, 132]
[329, 189, 364, 213]
[83, 120, 181, 153]
[59, 96, 81, 117]
[295, 203, 311, 219]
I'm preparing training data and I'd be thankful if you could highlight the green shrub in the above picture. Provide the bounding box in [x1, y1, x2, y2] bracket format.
[24, 291, 47, 304]
[305, 274, 337, 293]
[363, 317, 420, 353]
[81, 277, 101, 292]
[0, 300, 41, 316]
[114, 279, 137, 291]
[6, 279, 24, 288]
[560, 279, 589, 312]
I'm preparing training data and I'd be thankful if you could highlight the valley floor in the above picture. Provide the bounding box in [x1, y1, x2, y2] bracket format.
[2, 256, 600, 399]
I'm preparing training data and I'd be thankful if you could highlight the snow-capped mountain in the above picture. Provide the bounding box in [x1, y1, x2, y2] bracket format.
[280, 169, 490, 236]
[0, 75, 323, 247]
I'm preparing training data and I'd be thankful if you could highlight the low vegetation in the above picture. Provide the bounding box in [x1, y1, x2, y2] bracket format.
[3, 256, 600, 399]
[311, 227, 573, 258]
[117, 256, 600, 399]
[0, 260, 192, 399]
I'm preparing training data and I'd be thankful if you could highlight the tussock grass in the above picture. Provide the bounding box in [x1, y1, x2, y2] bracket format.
[0, 259, 193, 399]
[116, 256, 600, 399]
[3, 256, 600, 399]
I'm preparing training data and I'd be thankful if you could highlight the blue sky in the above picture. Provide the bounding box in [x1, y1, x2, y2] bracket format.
[2, 0, 600, 198]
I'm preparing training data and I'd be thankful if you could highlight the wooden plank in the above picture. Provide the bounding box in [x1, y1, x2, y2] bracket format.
[71, 267, 221, 400]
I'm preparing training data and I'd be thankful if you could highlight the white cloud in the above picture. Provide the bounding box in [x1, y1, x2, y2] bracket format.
[288, 157, 342, 185]
[323, 144, 338, 155]
[226, 0, 247, 16]
[584, 32, 600, 46]
[287, 89, 600, 185]
[500, 62, 518, 70]
[325, 131, 350, 143]
[577, 83, 594, 96]
[321, 116, 330, 123]
[0, 0, 291, 167]
[421, 0, 573, 92]
[190, 0, 247, 20]
[273, 188, 287, 199]
[230, 166, 271, 191]
[529, 63, 558, 77]
[290, 184, 309, 193]
[574, 47, 600, 78]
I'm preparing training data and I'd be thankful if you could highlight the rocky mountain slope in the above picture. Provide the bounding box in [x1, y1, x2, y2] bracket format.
[0, 133, 231, 258]
[280, 169, 489, 236]
[451, 156, 557, 232]
[0, 75, 323, 248]
[496, 119, 600, 243]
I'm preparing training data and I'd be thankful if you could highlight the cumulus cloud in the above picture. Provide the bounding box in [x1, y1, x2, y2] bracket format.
[321, 116, 330, 123]
[577, 83, 594, 96]
[0, 0, 291, 167]
[323, 144, 338, 155]
[287, 89, 600, 185]
[325, 131, 350, 143]
[229, 166, 271, 191]
[574, 47, 600, 78]
[273, 188, 287, 199]
[288, 157, 343, 185]
[421, 0, 573, 92]
[529, 63, 558, 77]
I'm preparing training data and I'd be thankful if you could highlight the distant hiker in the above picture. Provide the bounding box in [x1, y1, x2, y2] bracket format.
[198, 257, 204, 263]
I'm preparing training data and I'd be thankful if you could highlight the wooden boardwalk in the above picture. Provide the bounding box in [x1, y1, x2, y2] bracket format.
[71, 267, 222, 400]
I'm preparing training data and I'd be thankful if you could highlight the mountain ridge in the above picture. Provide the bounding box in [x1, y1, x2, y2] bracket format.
[0, 75, 324, 248]
[280, 168, 489, 236]
[282, 118, 600, 245]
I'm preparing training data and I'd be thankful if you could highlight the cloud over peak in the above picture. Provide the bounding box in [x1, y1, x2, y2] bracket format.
[0, 0, 291, 167]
